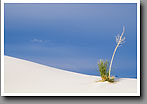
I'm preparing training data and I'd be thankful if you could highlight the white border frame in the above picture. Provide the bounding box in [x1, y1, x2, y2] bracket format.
[1, 0, 140, 96]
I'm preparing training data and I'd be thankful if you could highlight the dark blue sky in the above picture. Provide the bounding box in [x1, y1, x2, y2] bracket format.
[4, 3, 137, 78]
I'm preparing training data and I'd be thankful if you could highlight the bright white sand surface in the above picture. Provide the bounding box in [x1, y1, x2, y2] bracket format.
[4, 56, 137, 93]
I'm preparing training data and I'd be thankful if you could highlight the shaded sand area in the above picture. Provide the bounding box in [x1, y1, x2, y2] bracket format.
[4, 56, 137, 93]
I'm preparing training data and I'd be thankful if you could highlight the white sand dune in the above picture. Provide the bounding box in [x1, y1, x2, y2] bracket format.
[4, 56, 137, 93]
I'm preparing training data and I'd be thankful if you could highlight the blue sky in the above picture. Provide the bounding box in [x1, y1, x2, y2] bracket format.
[4, 3, 137, 78]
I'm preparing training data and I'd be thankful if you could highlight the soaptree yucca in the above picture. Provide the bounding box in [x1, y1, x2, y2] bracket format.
[98, 60, 109, 81]
[98, 60, 115, 82]
[108, 26, 126, 79]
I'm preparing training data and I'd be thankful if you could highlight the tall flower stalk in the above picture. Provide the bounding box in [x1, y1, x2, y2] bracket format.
[108, 26, 126, 79]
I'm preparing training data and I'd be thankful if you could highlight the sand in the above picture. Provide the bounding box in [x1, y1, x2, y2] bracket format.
[4, 56, 137, 93]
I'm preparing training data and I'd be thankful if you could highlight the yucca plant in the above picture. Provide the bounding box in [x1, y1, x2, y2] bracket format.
[108, 26, 126, 79]
[97, 26, 125, 83]
[98, 60, 115, 82]
[98, 60, 109, 81]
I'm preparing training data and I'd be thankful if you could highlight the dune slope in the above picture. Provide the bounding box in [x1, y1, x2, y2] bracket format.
[4, 56, 137, 93]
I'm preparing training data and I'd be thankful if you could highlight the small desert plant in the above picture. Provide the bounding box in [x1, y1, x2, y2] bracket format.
[98, 59, 115, 82]
[98, 60, 109, 81]
[97, 26, 126, 83]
